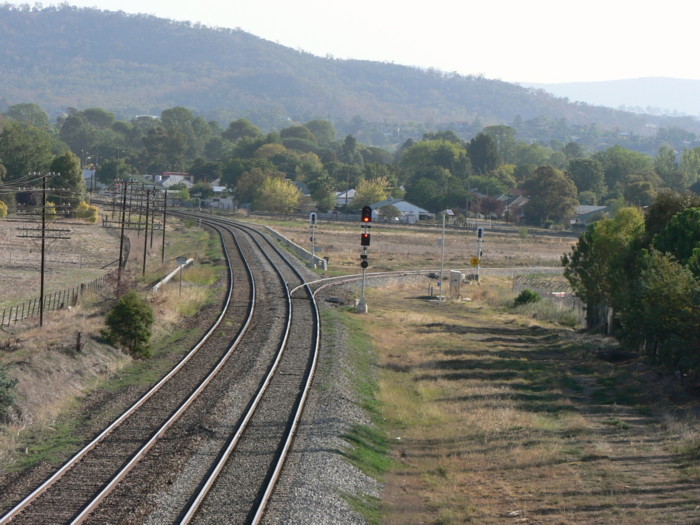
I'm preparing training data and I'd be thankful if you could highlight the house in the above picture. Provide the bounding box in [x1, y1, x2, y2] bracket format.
[335, 189, 356, 208]
[503, 195, 529, 222]
[571, 205, 609, 226]
[370, 198, 433, 224]
[154, 172, 194, 188]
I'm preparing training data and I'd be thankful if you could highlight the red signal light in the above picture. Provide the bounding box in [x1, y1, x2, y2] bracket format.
[361, 206, 372, 223]
[361, 233, 371, 246]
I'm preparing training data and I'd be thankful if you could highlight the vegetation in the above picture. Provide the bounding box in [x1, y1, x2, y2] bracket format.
[513, 289, 541, 307]
[103, 291, 154, 358]
[563, 196, 700, 378]
[0, 366, 17, 422]
[2, 5, 700, 152]
[74, 200, 99, 223]
[350, 280, 699, 523]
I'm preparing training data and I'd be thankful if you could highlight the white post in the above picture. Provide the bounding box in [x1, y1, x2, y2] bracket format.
[439, 212, 445, 302]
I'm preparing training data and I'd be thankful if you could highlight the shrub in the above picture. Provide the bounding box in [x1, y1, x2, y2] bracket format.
[75, 200, 98, 223]
[0, 200, 7, 219]
[104, 291, 154, 358]
[513, 289, 541, 307]
[0, 366, 17, 422]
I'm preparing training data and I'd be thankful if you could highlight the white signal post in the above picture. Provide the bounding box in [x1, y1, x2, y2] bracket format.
[309, 212, 317, 267]
[357, 206, 372, 313]
[476, 227, 484, 281]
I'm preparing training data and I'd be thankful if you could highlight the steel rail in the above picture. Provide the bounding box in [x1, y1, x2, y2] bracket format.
[0, 223, 247, 525]
[228, 220, 321, 525]
[178, 218, 320, 525]
[71, 224, 258, 523]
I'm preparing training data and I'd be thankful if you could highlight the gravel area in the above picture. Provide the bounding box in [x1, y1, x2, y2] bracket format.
[262, 292, 380, 524]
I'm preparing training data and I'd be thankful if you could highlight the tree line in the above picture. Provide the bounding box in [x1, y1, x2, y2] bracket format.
[563, 192, 700, 380]
[3, 102, 700, 223]
[2, 101, 700, 379]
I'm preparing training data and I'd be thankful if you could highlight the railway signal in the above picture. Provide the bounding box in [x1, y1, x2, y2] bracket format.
[309, 212, 317, 267]
[358, 206, 372, 313]
[475, 226, 484, 281]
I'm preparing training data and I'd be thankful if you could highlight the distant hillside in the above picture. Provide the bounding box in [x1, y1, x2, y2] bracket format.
[2, 5, 700, 144]
[522, 78, 700, 117]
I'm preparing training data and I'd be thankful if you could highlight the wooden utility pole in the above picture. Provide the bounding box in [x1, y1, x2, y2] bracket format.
[117, 179, 128, 292]
[142, 189, 150, 276]
[161, 190, 168, 263]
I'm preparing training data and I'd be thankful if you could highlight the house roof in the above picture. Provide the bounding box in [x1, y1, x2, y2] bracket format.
[370, 198, 432, 215]
[575, 205, 608, 216]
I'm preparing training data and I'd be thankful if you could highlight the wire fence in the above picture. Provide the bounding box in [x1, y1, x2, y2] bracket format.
[0, 234, 130, 328]
[0, 276, 109, 327]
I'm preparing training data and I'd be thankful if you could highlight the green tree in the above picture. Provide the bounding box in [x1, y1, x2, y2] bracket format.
[142, 126, 187, 172]
[379, 204, 401, 220]
[49, 151, 87, 206]
[468, 133, 500, 174]
[653, 207, 700, 265]
[5, 103, 49, 128]
[622, 250, 700, 371]
[400, 139, 471, 184]
[305, 119, 336, 145]
[307, 172, 336, 212]
[482, 125, 518, 164]
[562, 207, 645, 330]
[254, 177, 302, 213]
[104, 291, 154, 358]
[235, 167, 283, 204]
[623, 180, 656, 207]
[593, 145, 654, 191]
[352, 176, 390, 209]
[222, 119, 263, 142]
[644, 189, 700, 240]
[0, 120, 54, 180]
[568, 158, 606, 197]
[681, 147, 700, 187]
[522, 166, 578, 224]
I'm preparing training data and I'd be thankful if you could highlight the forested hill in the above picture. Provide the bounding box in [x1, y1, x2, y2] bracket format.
[2, 4, 699, 143]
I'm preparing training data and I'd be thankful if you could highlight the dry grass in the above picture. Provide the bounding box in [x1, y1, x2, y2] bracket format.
[246, 217, 575, 274]
[0, 217, 223, 472]
[362, 280, 700, 524]
[0, 218, 120, 309]
[0, 297, 131, 468]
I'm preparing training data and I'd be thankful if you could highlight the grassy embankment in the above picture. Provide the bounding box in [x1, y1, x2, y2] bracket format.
[332, 279, 699, 524]
[0, 217, 226, 474]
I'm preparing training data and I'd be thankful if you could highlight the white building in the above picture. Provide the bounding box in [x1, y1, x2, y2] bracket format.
[370, 198, 433, 224]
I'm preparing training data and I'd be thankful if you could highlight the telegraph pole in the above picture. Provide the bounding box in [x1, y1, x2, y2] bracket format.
[117, 179, 128, 292]
[39, 173, 47, 326]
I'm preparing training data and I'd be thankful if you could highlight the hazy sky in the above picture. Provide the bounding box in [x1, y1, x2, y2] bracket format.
[48, 0, 698, 83]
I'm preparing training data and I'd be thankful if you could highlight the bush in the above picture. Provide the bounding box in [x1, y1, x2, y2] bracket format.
[0, 366, 17, 422]
[75, 200, 98, 223]
[0, 200, 7, 219]
[513, 289, 541, 307]
[104, 291, 154, 358]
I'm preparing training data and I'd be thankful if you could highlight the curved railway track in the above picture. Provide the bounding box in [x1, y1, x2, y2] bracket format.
[0, 217, 320, 525]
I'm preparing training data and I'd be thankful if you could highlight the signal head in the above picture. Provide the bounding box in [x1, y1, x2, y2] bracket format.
[361, 206, 372, 223]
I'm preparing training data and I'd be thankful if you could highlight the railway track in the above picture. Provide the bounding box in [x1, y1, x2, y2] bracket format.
[0, 217, 320, 525]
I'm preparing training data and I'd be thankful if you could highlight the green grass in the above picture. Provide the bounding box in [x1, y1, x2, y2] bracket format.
[323, 307, 393, 522]
[7, 405, 82, 472]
